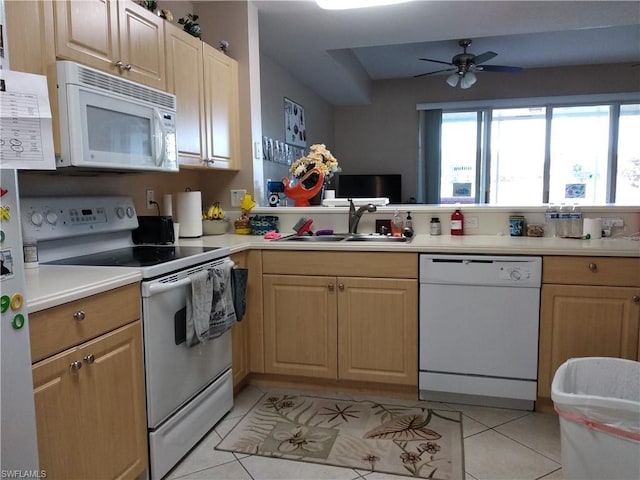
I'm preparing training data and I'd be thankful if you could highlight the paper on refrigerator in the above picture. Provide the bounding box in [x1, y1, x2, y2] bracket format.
[0, 69, 55, 170]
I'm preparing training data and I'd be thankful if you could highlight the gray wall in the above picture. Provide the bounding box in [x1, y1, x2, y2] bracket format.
[260, 53, 334, 198]
[333, 63, 640, 204]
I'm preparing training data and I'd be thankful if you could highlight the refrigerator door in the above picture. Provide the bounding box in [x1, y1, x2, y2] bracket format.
[1, 169, 39, 471]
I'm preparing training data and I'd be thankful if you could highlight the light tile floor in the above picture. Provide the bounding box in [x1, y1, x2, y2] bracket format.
[166, 385, 563, 480]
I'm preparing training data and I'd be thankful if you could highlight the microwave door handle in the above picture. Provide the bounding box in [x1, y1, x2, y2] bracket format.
[153, 109, 167, 167]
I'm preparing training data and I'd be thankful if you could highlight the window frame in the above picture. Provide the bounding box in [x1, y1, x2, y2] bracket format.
[417, 92, 640, 205]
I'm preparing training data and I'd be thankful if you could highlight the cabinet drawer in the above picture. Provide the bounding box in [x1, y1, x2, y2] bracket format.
[30, 284, 140, 362]
[543, 256, 640, 287]
[262, 251, 418, 278]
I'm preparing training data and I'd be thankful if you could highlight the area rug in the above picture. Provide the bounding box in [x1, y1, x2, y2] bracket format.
[216, 392, 464, 479]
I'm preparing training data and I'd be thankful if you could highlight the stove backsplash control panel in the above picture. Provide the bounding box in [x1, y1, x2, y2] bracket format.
[21, 196, 138, 241]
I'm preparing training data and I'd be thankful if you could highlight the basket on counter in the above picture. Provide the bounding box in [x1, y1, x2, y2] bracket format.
[250, 215, 279, 235]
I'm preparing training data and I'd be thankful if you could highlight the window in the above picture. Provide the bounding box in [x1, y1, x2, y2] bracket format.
[490, 108, 546, 205]
[419, 96, 639, 205]
[616, 104, 640, 204]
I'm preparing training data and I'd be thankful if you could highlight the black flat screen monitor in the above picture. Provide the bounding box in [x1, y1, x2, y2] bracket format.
[336, 174, 402, 204]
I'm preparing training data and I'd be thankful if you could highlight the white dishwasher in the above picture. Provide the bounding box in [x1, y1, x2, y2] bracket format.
[419, 254, 542, 410]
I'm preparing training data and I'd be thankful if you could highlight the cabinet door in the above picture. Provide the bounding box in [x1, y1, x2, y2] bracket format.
[202, 43, 240, 169]
[538, 284, 640, 399]
[32, 322, 147, 479]
[165, 23, 205, 167]
[263, 274, 338, 378]
[117, 0, 166, 89]
[54, 0, 120, 73]
[337, 277, 418, 385]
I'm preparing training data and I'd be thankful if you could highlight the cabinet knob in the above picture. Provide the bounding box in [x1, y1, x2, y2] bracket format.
[338, 283, 345, 291]
[83, 354, 95, 365]
[588, 263, 597, 272]
[114, 60, 132, 71]
[69, 361, 82, 372]
[73, 310, 86, 321]
[328, 283, 334, 291]
[633, 295, 640, 303]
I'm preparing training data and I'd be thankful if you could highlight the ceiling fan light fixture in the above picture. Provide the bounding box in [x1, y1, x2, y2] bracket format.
[460, 72, 477, 89]
[446, 73, 459, 87]
[316, 0, 413, 10]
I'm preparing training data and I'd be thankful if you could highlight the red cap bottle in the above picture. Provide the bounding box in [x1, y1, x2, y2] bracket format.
[451, 209, 464, 235]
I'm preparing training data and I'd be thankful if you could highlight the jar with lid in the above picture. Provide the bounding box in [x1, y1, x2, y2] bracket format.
[430, 217, 441, 235]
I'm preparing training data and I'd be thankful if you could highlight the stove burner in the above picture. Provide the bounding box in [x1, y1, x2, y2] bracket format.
[47, 246, 220, 268]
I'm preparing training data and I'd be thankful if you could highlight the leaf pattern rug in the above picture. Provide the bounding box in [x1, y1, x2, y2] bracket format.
[216, 393, 464, 479]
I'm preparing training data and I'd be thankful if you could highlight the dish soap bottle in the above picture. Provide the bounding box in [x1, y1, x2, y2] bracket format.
[391, 209, 403, 237]
[403, 211, 414, 238]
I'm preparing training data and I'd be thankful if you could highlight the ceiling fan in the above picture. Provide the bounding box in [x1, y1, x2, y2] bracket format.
[415, 39, 523, 88]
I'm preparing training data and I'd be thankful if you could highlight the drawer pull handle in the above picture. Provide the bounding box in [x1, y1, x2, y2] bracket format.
[633, 295, 640, 304]
[83, 354, 95, 365]
[588, 263, 597, 272]
[338, 283, 345, 291]
[73, 310, 86, 321]
[115, 60, 132, 71]
[328, 283, 334, 291]
[69, 361, 82, 372]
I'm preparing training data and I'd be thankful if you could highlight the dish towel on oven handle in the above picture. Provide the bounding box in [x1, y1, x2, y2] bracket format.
[186, 258, 237, 346]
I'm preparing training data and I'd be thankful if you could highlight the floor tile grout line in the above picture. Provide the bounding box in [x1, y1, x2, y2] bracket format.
[489, 427, 562, 467]
[535, 466, 563, 480]
[168, 457, 244, 480]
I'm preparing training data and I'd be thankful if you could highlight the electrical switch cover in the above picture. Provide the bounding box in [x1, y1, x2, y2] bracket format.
[230, 189, 247, 207]
[146, 189, 155, 209]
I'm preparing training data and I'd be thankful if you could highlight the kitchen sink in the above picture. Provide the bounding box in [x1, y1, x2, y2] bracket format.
[277, 234, 349, 242]
[277, 233, 411, 243]
[345, 234, 410, 243]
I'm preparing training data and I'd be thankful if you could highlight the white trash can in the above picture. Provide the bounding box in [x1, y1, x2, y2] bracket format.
[551, 357, 640, 480]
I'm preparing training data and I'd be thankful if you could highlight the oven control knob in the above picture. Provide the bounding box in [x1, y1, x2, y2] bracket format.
[30, 212, 44, 226]
[115, 207, 125, 219]
[45, 211, 58, 225]
[126, 207, 135, 218]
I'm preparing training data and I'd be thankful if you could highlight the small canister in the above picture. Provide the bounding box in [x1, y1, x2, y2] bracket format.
[430, 217, 441, 235]
[509, 215, 526, 237]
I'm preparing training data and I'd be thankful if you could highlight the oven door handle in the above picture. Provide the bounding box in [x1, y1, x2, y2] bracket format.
[147, 277, 192, 297]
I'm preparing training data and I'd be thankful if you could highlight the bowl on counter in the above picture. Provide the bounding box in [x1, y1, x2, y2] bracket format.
[202, 219, 230, 235]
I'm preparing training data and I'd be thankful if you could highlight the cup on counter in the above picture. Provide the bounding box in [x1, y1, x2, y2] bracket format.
[324, 189, 336, 200]
[173, 222, 180, 241]
[583, 218, 602, 239]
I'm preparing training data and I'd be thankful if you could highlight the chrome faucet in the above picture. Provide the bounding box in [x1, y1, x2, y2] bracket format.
[348, 199, 377, 234]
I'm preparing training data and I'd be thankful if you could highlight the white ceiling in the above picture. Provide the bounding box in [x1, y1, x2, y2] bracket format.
[255, 0, 640, 105]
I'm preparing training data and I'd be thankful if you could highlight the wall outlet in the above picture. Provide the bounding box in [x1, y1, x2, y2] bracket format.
[146, 189, 155, 209]
[464, 216, 479, 229]
[602, 217, 624, 228]
[230, 189, 247, 207]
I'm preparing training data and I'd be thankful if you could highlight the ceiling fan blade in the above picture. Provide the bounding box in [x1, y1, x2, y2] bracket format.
[414, 67, 457, 78]
[473, 51, 498, 65]
[477, 65, 523, 73]
[419, 58, 454, 66]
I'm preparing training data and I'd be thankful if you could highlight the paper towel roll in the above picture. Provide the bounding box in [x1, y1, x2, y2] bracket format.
[162, 194, 173, 217]
[583, 217, 602, 239]
[176, 191, 203, 237]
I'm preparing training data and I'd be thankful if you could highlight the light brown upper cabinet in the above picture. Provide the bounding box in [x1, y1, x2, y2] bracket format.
[54, 0, 166, 90]
[165, 24, 240, 170]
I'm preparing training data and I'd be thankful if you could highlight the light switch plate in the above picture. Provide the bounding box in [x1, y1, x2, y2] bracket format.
[230, 189, 246, 207]
[464, 216, 479, 229]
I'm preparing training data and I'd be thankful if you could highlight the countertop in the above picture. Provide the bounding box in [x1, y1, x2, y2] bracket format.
[25, 265, 142, 313]
[24, 233, 638, 312]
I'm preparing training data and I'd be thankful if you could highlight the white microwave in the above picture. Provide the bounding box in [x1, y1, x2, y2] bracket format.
[56, 61, 178, 173]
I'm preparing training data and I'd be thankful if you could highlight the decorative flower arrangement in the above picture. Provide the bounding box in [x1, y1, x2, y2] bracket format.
[289, 144, 340, 185]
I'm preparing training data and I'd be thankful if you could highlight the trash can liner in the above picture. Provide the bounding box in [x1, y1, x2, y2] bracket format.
[555, 407, 640, 441]
[552, 357, 640, 480]
[552, 357, 640, 440]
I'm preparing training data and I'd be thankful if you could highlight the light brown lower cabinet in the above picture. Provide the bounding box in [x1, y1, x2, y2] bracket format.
[30, 285, 147, 479]
[262, 251, 418, 386]
[537, 256, 640, 403]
